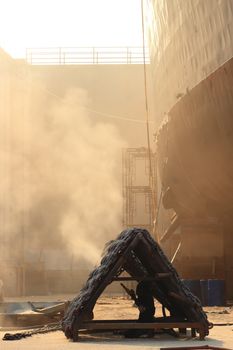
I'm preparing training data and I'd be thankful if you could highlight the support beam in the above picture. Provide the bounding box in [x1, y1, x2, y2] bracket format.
[113, 273, 172, 282]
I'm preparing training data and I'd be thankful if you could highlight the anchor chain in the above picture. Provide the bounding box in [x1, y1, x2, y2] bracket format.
[3, 323, 62, 341]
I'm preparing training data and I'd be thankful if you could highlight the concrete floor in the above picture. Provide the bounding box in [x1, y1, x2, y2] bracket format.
[0, 295, 233, 349]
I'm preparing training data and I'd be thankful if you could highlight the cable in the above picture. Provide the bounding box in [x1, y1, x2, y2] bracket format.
[43, 84, 155, 123]
[16, 66, 155, 124]
[141, 0, 159, 243]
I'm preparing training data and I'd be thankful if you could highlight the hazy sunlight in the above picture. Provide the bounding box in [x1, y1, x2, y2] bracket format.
[0, 0, 142, 58]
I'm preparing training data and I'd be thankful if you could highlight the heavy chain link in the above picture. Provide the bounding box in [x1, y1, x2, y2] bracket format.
[3, 323, 62, 341]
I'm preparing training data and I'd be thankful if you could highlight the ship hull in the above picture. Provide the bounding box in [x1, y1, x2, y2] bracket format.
[157, 56, 233, 221]
[145, 0, 233, 220]
[156, 58, 233, 298]
[146, 0, 233, 298]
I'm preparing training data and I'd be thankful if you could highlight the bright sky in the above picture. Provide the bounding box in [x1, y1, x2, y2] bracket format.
[0, 0, 143, 58]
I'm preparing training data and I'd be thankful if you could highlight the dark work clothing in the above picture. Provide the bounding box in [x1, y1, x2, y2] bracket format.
[136, 281, 155, 322]
[124, 281, 155, 338]
[137, 292, 155, 322]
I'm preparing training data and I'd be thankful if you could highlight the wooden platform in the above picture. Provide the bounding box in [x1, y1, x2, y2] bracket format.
[77, 319, 207, 340]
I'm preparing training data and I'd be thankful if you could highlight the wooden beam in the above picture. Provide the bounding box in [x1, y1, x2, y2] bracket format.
[154, 273, 172, 279]
[113, 273, 172, 282]
[78, 319, 206, 340]
[80, 320, 201, 330]
[169, 291, 194, 306]
[112, 276, 136, 281]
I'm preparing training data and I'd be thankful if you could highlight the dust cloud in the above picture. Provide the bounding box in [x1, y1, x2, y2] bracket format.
[0, 80, 126, 269]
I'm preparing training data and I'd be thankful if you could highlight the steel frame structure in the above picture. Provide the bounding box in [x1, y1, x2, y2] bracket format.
[122, 147, 156, 233]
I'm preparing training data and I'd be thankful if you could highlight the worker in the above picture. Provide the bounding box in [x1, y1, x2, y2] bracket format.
[136, 280, 155, 322]
[123, 280, 155, 338]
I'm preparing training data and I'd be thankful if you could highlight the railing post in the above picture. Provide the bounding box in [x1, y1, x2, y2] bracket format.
[93, 47, 95, 64]
[128, 48, 132, 64]
[59, 47, 62, 65]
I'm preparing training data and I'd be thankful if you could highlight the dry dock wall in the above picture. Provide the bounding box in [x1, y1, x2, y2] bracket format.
[0, 49, 154, 296]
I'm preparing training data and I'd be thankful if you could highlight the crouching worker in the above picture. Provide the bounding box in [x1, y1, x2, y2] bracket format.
[121, 280, 155, 338]
[136, 280, 155, 322]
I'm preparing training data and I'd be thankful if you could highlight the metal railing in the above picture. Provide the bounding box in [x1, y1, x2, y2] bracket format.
[26, 47, 150, 65]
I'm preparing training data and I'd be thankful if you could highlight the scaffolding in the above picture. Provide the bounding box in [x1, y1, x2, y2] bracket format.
[122, 147, 156, 234]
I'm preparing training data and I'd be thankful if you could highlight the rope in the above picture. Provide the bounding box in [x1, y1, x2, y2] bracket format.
[140, 0, 159, 243]
[171, 242, 181, 264]
[16, 68, 154, 124]
[43, 84, 155, 123]
[154, 122, 170, 242]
